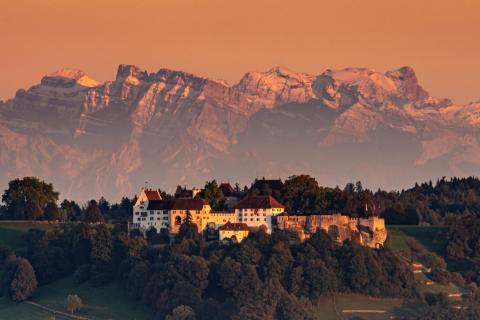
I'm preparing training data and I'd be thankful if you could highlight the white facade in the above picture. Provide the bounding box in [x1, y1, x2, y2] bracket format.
[235, 207, 284, 233]
[131, 189, 169, 233]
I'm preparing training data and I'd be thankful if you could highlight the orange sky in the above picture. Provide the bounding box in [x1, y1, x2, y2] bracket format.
[1, 0, 479, 104]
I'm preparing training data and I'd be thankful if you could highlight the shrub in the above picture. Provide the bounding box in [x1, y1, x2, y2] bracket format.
[65, 294, 83, 314]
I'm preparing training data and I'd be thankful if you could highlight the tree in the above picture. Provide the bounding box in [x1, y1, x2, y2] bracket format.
[65, 294, 83, 314]
[0, 243, 12, 266]
[84, 200, 104, 223]
[177, 211, 198, 241]
[98, 197, 110, 215]
[201, 180, 224, 210]
[2, 177, 59, 220]
[165, 305, 196, 320]
[280, 175, 323, 213]
[126, 261, 151, 300]
[44, 202, 61, 221]
[90, 225, 113, 285]
[2, 256, 38, 301]
[60, 200, 82, 222]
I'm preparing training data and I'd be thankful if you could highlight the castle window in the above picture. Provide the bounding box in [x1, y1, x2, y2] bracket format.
[175, 216, 181, 225]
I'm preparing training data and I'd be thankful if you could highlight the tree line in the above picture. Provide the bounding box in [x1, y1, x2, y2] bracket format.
[3, 176, 480, 227]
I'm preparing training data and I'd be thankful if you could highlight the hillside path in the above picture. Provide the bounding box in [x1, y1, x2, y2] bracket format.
[25, 300, 90, 320]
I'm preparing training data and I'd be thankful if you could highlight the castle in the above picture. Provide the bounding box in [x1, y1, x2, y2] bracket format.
[276, 213, 387, 248]
[129, 188, 285, 240]
[129, 187, 387, 247]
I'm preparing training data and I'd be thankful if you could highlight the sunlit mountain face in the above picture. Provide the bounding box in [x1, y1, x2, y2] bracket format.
[1, 64, 479, 201]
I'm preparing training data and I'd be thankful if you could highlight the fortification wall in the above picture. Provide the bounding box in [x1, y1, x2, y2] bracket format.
[276, 214, 387, 248]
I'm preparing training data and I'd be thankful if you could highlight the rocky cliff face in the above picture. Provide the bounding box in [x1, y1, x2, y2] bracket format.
[0, 65, 479, 200]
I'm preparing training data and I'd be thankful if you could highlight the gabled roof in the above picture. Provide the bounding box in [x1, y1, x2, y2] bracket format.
[234, 195, 285, 209]
[171, 198, 208, 210]
[147, 198, 208, 211]
[219, 222, 250, 231]
[147, 200, 170, 210]
[144, 189, 161, 201]
[219, 183, 235, 196]
[251, 179, 283, 191]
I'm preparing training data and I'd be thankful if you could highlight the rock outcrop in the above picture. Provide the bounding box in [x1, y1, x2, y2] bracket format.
[0, 64, 479, 200]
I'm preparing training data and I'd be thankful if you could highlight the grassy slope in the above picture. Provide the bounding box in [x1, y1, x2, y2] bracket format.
[0, 221, 154, 320]
[313, 225, 461, 320]
[388, 225, 464, 295]
[0, 297, 51, 320]
[388, 225, 447, 255]
[0, 276, 154, 320]
[315, 294, 406, 320]
[33, 276, 154, 320]
[0, 221, 59, 248]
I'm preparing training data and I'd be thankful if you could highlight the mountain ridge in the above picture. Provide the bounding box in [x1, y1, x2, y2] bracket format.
[0, 64, 478, 201]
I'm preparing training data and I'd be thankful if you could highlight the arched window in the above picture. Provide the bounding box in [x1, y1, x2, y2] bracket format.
[175, 216, 182, 225]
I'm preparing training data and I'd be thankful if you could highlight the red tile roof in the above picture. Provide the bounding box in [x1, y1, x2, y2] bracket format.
[219, 222, 250, 231]
[147, 200, 170, 210]
[171, 198, 207, 210]
[219, 183, 235, 196]
[251, 179, 283, 191]
[147, 198, 208, 210]
[144, 189, 161, 201]
[234, 195, 285, 209]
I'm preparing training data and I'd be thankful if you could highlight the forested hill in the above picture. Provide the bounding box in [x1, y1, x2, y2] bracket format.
[247, 175, 480, 226]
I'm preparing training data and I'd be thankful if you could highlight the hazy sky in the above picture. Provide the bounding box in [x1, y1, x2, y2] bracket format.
[1, 0, 479, 104]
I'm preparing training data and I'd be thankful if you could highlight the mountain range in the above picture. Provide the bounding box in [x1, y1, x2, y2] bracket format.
[0, 64, 479, 201]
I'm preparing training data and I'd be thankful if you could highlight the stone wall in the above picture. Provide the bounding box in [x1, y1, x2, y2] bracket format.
[275, 214, 387, 248]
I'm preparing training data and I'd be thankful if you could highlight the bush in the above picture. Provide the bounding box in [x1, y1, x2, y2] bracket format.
[429, 268, 450, 285]
[165, 305, 196, 320]
[2, 256, 38, 301]
[65, 294, 83, 314]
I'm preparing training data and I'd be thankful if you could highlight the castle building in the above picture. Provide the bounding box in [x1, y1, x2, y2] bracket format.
[131, 189, 285, 237]
[219, 222, 250, 242]
[130, 187, 386, 247]
[276, 213, 387, 248]
[131, 189, 165, 231]
[166, 198, 211, 234]
[234, 195, 285, 233]
[131, 191, 212, 235]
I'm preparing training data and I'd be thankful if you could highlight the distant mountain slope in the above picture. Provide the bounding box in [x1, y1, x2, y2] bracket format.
[0, 65, 478, 200]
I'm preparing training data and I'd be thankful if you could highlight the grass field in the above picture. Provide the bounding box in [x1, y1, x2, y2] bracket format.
[0, 221, 154, 320]
[315, 293, 417, 320]
[0, 221, 60, 248]
[0, 276, 154, 320]
[0, 297, 52, 320]
[387, 225, 466, 299]
[388, 225, 447, 255]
